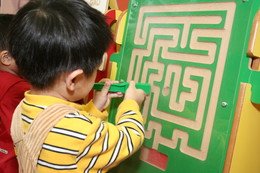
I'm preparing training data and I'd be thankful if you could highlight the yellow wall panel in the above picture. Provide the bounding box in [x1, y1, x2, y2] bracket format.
[230, 84, 260, 173]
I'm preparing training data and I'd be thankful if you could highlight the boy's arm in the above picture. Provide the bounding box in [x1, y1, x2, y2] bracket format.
[102, 99, 144, 171]
[0, 81, 30, 132]
[77, 99, 144, 172]
[84, 99, 108, 120]
[114, 99, 145, 155]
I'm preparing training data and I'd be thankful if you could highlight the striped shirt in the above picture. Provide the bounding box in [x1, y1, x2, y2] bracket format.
[18, 91, 144, 173]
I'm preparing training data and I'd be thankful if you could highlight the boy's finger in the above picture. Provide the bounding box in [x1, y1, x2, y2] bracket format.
[101, 81, 111, 94]
[129, 81, 135, 88]
[108, 92, 123, 98]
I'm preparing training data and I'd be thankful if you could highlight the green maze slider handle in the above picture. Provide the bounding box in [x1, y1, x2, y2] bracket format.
[93, 82, 151, 95]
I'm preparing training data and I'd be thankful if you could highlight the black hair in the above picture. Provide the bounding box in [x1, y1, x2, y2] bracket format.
[7, 0, 112, 89]
[0, 14, 14, 51]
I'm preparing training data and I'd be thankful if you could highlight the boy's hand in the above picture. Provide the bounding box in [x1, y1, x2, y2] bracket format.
[124, 81, 146, 107]
[93, 79, 123, 111]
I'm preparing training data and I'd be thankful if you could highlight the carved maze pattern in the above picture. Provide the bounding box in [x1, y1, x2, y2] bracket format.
[127, 2, 236, 161]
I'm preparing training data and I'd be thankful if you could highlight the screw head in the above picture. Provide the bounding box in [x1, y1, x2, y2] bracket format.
[221, 102, 228, 107]
[132, 2, 138, 7]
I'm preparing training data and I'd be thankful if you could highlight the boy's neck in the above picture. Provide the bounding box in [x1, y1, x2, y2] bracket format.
[30, 87, 69, 101]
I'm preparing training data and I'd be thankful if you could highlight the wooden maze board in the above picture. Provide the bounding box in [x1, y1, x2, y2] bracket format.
[109, 0, 260, 172]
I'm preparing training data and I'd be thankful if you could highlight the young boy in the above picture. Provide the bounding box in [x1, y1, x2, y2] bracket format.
[8, 0, 146, 173]
[0, 14, 30, 173]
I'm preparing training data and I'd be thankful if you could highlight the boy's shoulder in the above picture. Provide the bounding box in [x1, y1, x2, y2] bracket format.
[22, 101, 92, 140]
[0, 70, 29, 98]
[0, 70, 25, 83]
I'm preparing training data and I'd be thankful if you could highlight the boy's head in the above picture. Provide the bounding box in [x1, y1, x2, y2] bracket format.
[0, 14, 17, 74]
[7, 0, 112, 91]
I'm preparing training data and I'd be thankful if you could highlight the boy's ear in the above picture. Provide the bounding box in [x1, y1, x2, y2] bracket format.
[0, 50, 12, 66]
[65, 69, 84, 91]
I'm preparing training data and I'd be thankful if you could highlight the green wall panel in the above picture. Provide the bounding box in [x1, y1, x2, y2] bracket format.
[109, 0, 260, 172]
